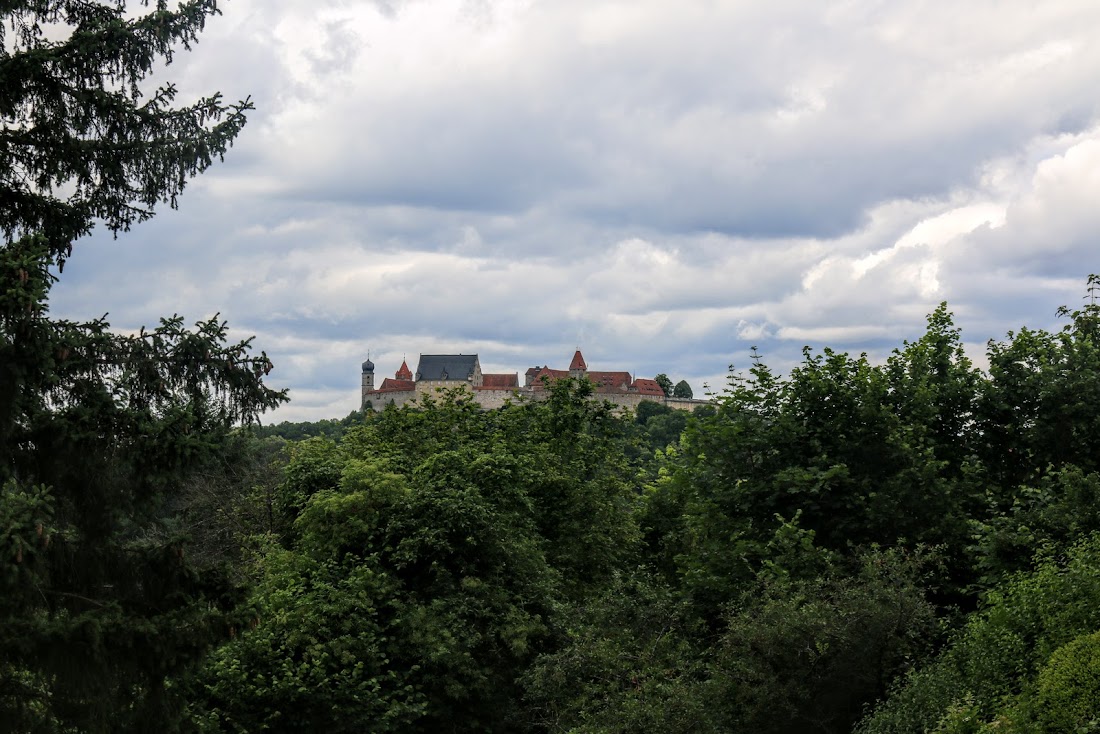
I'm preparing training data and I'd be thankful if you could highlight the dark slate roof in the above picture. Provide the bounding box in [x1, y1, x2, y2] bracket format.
[415, 354, 479, 381]
[362, 358, 375, 372]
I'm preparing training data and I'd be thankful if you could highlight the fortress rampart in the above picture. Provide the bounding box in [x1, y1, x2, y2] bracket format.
[361, 350, 710, 413]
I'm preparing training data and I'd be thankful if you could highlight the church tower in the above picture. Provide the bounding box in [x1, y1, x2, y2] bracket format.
[361, 357, 375, 406]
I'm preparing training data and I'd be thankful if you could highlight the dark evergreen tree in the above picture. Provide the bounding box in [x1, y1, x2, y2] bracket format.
[0, 2, 283, 730]
[0, 0, 251, 267]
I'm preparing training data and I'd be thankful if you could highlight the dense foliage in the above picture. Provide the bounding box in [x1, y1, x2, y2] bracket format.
[6, 2, 1100, 731]
[0, 2, 283, 730]
[168, 279, 1100, 732]
[11, 276, 1100, 730]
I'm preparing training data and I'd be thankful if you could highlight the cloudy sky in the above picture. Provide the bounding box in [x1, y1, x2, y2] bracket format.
[53, 0, 1100, 422]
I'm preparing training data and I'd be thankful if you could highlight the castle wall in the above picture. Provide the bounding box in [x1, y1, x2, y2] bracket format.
[364, 348, 715, 416]
[665, 397, 710, 412]
[600, 393, 651, 413]
[364, 387, 711, 414]
[472, 389, 523, 410]
[416, 380, 472, 392]
[363, 389, 418, 411]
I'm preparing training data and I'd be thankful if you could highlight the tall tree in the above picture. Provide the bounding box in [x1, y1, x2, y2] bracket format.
[0, 2, 282, 730]
[978, 275, 1100, 489]
[0, 0, 251, 267]
[670, 309, 983, 619]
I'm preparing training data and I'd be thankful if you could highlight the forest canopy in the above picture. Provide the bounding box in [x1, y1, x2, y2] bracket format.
[184, 281, 1100, 733]
[3, 2, 1099, 732]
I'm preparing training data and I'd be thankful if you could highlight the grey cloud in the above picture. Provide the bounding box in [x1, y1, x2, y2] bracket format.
[45, 1, 1100, 421]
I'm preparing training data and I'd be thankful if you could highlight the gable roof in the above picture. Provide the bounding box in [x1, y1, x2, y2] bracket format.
[415, 354, 479, 381]
[529, 366, 570, 388]
[527, 366, 633, 393]
[631, 378, 666, 396]
[376, 378, 416, 392]
[481, 373, 519, 388]
[588, 371, 632, 391]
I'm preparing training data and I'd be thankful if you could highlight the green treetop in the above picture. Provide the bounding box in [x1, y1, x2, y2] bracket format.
[0, 0, 252, 267]
[672, 379, 693, 398]
[0, 2, 283, 731]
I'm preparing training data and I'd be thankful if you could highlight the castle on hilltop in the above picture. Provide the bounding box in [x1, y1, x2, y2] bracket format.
[361, 350, 707, 412]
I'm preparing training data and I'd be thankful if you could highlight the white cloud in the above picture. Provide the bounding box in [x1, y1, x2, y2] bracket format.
[45, 0, 1100, 421]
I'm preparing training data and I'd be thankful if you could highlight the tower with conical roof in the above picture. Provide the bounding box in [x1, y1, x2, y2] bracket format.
[395, 359, 413, 381]
[569, 349, 587, 380]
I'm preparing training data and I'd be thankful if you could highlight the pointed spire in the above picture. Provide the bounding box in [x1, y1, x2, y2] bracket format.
[396, 359, 413, 381]
[569, 349, 587, 371]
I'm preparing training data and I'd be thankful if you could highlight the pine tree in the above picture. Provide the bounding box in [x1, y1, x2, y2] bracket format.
[0, 0, 251, 266]
[0, 3, 284, 730]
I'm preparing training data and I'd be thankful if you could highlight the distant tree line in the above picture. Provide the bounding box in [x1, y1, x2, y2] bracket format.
[256, 410, 367, 442]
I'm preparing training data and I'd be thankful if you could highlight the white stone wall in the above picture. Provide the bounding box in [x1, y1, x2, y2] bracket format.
[665, 397, 711, 412]
[363, 389, 418, 411]
[363, 383, 711, 413]
[471, 389, 523, 410]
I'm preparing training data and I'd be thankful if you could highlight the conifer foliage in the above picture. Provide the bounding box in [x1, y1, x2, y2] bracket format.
[0, 2, 283, 731]
[0, 0, 252, 266]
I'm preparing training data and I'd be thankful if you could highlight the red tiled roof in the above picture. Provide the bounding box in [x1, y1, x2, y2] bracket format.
[375, 378, 415, 392]
[529, 366, 634, 393]
[395, 359, 413, 380]
[569, 350, 587, 370]
[631, 378, 666, 396]
[529, 367, 570, 388]
[481, 373, 519, 388]
[588, 371, 631, 392]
